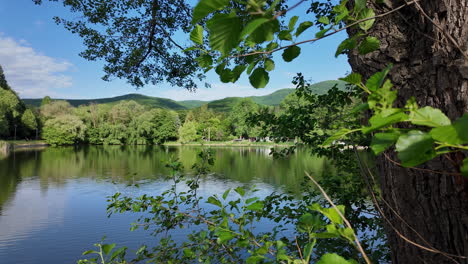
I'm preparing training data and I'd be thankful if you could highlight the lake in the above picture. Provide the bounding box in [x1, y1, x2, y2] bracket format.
[0, 145, 335, 264]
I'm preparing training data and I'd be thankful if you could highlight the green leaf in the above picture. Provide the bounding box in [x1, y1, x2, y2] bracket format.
[461, 158, 468, 177]
[240, 18, 269, 39]
[317, 253, 354, 264]
[82, 250, 99, 255]
[350, 102, 369, 114]
[354, 0, 367, 12]
[396, 130, 436, 167]
[365, 64, 392, 91]
[264, 59, 275, 71]
[190, 25, 204, 45]
[410, 106, 451, 127]
[318, 16, 330, 25]
[362, 110, 408, 134]
[370, 132, 400, 155]
[282, 46, 301, 62]
[311, 204, 345, 225]
[295, 21, 313, 37]
[102, 243, 116, 255]
[192, 0, 230, 24]
[322, 128, 361, 146]
[288, 16, 299, 30]
[219, 68, 233, 83]
[207, 196, 223, 207]
[249, 67, 270, 88]
[109, 247, 127, 261]
[430, 125, 463, 145]
[245, 197, 259, 204]
[246, 201, 264, 211]
[340, 73, 362, 85]
[453, 114, 468, 142]
[196, 54, 213, 68]
[248, 19, 280, 43]
[358, 8, 375, 31]
[222, 188, 231, 200]
[207, 13, 242, 55]
[231, 65, 246, 82]
[266, 42, 279, 51]
[278, 30, 293, 41]
[335, 37, 357, 57]
[315, 27, 332, 38]
[431, 114, 468, 145]
[234, 186, 246, 197]
[303, 242, 314, 258]
[216, 231, 236, 244]
[358, 36, 380, 54]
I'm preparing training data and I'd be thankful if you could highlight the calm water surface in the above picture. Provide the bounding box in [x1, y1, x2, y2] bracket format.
[0, 146, 335, 264]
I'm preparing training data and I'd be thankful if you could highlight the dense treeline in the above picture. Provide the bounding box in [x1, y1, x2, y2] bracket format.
[0, 66, 39, 140]
[0, 64, 349, 146]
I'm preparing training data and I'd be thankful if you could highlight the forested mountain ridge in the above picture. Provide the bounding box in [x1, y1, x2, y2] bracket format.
[22, 80, 346, 112]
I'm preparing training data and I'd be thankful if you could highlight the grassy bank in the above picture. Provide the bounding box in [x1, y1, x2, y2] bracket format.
[163, 140, 295, 147]
[4, 140, 48, 147]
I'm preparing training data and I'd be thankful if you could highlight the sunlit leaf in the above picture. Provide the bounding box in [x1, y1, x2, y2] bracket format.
[190, 25, 204, 45]
[288, 16, 299, 30]
[207, 13, 242, 55]
[396, 130, 436, 167]
[358, 36, 380, 54]
[264, 59, 275, 71]
[410, 106, 451, 127]
[240, 18, 269, 39]
[358, 8, 375, 31]
[192, 0, 230, 24]
[295, 21, 313, 37]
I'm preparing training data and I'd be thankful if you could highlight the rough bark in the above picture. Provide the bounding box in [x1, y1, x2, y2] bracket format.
[347, 0, 468, 263]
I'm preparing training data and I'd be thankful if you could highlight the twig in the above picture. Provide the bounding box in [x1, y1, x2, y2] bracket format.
[352, 146, 465, 262]
[295, 236, 304, 261]
[272, 0, 308, 20]
[409, 0, 468, 59]
[383, 152, 461, 176]
[305, 171, 372, 264]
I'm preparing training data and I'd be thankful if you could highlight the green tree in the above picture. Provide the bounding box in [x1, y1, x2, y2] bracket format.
[41, 96, 52, 106]
[0, 65, 11, 91]
[178, 121, 200, 143]
[34, 0, 202, 89]
[40, 100, 72, 119]
[21, 109, 38, 137]
[43, 115, 87, 146]
[229, 98, 259, 138]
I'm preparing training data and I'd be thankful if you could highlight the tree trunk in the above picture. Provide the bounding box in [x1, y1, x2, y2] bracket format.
[347, 1, 468, 263]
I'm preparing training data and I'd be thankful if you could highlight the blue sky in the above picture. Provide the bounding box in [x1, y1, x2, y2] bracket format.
[0, 0, 350, 101]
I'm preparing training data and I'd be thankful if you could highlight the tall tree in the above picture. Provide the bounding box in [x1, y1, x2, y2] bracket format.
[346, 2, 468, 263]
[34, 0, 203, 89]
[0, 65, 11, 91]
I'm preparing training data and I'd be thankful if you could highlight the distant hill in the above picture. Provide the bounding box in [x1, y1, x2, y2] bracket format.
[308, 80, 347, 94]
[24, 93, 187, 110]
[249, 88, 294, 105]
[178, 100, 208, 109]
[22, 80, 346, 112]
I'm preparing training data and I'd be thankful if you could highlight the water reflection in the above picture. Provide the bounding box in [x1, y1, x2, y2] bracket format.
[0, 145, 335, 264]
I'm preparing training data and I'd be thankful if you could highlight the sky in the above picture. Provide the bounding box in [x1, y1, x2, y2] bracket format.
[0, 0, 350, 101]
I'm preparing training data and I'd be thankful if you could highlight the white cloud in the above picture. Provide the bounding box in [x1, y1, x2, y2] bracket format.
[158, 82, 285, 101]
[0, 34, 73, 98]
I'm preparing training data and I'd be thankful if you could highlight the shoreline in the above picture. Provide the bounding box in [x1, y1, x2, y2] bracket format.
[163, 141, 294, 147]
